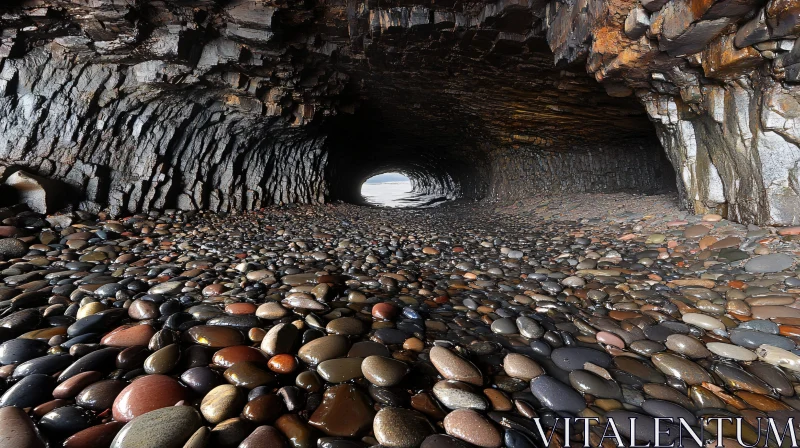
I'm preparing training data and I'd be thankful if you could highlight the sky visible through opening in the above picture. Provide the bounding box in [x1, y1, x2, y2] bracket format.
[361, 172, 413, 207]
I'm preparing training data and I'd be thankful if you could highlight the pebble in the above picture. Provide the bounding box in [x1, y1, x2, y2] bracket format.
[0, 201, 798, 447]
[110, 406, 202, 448]
[430, 346, 483, 385]
[373, 407, 435, 448]
[443, 409, 501, 448]
[0, 406, 44, 448]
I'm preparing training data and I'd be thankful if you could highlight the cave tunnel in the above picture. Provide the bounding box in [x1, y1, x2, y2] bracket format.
[0, 0, 798, 224]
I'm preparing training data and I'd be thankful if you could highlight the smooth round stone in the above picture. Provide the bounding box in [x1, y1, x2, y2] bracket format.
[143, 343, 180, 374]
[0, 338, 49, 364]
[443, 409, 501, 448]
[326, 317, 364, 335]
[186, 326, 244, 348]
[750, 305, 800, 319]
[490, 318, 517, 335]
[256, 302, 289, 320]
[180, 366, 223, 395]
[429, 346, 483, 386]
[0, 238, 27, 258]
[317, 357, 364, 383]
[684, 225, 710, 238]
[13, 353, 74, 378]
[267, 354, 298, 374]
[596, 331, 625, 348]
[651, 353, 713, 385]
[101, 325, 157, 347]
[223, 361, 277, 389]
[607, 410, 679, 445]
[530, 375, 586, 413]
[568, 370, 621, 399]
[502, 353, 543, 381]
[39, 405, 94, 437]
[706, 342, 757, 361]
[116, 346, 151, 371]
[239, 425, 287, 448]
[112, 374, 188, 422]
[261, 323, 299, 355]
[200, 384, 245, 424]
[362, 355, 409, 386]
[433, 380, 488, 410]
[515, 316, 544, 339]
[75, 379, 126, 411]
[681, 313, 725, 331]
[110, 406, 202, 448]
[308, 384, 375, 437]
[297, 335, 348, 366]
[0, 406, 44, 448]
[242, 394, 284, 423]
[63, 422, 125, 448]
[745, 254, 794, 273]
[58, 347, 120, 382]
[729, 329, 796, 350]
[372, 303, 399, 320]
[738, 319, 779, 334]
[0, 373, 55, 408]
[212, 346, 268, 368]
[665, 334, 712, 359]
[53, 371, 104, 399]
[373, 407, 436, 448]
[551, 347, 611, 371]
[128, 300, 160, 320]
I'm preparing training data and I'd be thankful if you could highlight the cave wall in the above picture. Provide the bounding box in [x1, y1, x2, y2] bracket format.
[487, 141, 674, 200]
[0, 0, 798, 223]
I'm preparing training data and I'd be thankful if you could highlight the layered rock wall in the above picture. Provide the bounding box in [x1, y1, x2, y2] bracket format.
[0, 0, 799, 223]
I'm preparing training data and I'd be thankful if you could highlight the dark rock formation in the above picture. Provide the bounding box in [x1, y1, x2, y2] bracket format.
[0, 0, 797, 223]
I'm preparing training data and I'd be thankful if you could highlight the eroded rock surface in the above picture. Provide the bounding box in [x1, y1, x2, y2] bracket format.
[0, 0, 798, 224]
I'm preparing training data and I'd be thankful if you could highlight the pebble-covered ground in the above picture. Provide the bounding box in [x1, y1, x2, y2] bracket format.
[2, 193, 800, 448]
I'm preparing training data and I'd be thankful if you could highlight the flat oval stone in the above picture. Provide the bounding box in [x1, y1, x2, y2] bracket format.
[0, 406, 45, 448]
[75, 379, 126, 411]
[665, 334, 712, 359]
[64, 422, 125, 448]
[516, 316, 544, 339]
[347, 341, 390, 358]
[551, 347, 611, 371]
[297, 335, 348, 366]
[326, 317, 364, 335]
[362, 355, 409, 386]
[200, 384, 245, 424]
[38, 405, 94, 438]
[101, 324, 156, 347]
[143, 343, 180, 374]
[490, 318, 517, 335]
[681, 313, 725, 331]
[569, 370, 621, 399]
[421, 434, 472, 448]
[530, 375, 586, 413]
[13, 353, 74, 378]
[730, 329, 796, 350]
[223, 361, 277, 389]
[373, 407, 436, 448]
[651, 353, 713, 385]
[186, 325, 244, 348]
[110, 405, 201, 448]
[0, 373, 55, 408]
[745, 254, 794, 273]
[112, 374, 188, 422]
[180, 366, 223, 395]
[750, 305, 800, 319]
[430, 346, 483, 386]
[53, 371, 104, 399]
[212, 346, 268, 368]
[308, 384, 375, 437]
[242, 394, 284, 423]
[0, 338, 49, 365]
[433, 380, 488, 410]
[443, 409, 501, 448]
[502, 353, 543, 381]
[706, 342, 757, 361]
[58, 347, 120, 382]
[641, 399, 696, 425]
[317, 357, 364, 383]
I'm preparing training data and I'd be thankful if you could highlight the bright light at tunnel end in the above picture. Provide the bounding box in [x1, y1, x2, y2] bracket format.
[360, 172, 414, 207]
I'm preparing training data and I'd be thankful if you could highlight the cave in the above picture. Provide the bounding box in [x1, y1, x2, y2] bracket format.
[1, 0, 797, 224]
